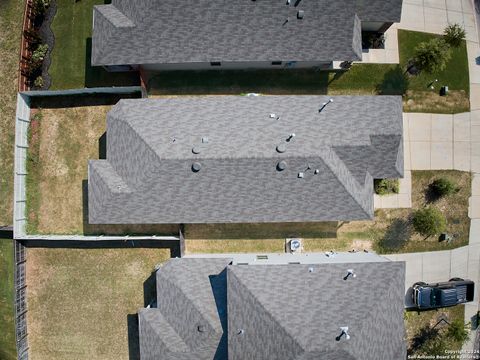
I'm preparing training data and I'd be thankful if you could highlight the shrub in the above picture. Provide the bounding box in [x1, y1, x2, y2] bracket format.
[374, 179, 400, 195]
[33, 76, 44, 88]
[444, 23, 466, 48]
[414, 38, 451, 74]
[32, 0, 51, 16]
[430, 178, 458, 197]
[446, 319, 469, 343]
[31, 44, 48, 64]
[412, 207, 447, 237]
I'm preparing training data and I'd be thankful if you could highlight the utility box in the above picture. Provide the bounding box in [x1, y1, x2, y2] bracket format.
[440, 86, 449, 96]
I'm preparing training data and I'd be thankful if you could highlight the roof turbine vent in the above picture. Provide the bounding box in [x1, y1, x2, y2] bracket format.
[277, 161, 287, 171]
[336, 327, 351, 341]
[192, 162, 202, 172]
[343, 269, 356, 280]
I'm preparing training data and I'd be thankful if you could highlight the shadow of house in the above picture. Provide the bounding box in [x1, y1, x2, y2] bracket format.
[378, 218, 413, 252]
[29, 92, 141, 109]
[127, 314, 140, 360]
[375, 65, 409, 95]
[143, 271, 157, 308]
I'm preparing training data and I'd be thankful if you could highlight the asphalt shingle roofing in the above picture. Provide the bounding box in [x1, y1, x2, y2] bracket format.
[138, 257, 407, 360]
[88, 95, 403, 225]
[92, 0, 375, 66]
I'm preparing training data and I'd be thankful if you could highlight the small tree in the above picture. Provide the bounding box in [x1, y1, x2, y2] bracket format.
[430, 178, 458, 197]
[33, 76, 44, 88]
[27, 44, 49, 74]
[31, 0, 51, 17]
[412, 207, 446, 237]
[444, 23, 466, 48]
[414, 38, 451, 74]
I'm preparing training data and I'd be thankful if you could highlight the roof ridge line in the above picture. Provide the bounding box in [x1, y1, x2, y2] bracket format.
[228, 267, 306, 355]
[321, 148, 371, 218]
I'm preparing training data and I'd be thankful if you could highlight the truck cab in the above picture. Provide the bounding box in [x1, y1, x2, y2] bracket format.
[412, 278, 475, 310]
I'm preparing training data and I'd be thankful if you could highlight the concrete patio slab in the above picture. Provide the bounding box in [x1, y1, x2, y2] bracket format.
[471, 142, 480, 172]
[471, 111, 480, 127]
[454, 141, 471, 171]
[432, 114, 453, 141]
[454, 113, 472, 141]
[431, 141, 454, 168]
[424, 0, 446, 10]
[472, 174, 480, 196]
[411, 141, 431, 169]
[469, 196, 480, 218]
[400, 3, 426, 31]
[471, 84, 480, 111]
[470, 219, 480, 244]
[409, 113, 432, 141]
[424, 7, 449, 33]
[461, 0, 474, 14]
[446, 0, 463, 12]
[404, 141, 412, 170]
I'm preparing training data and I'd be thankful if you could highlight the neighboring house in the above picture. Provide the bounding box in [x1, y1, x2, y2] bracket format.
[88, 95, 403, 225]
[138, 253, 407, 359]
[91, 0, 403, 71]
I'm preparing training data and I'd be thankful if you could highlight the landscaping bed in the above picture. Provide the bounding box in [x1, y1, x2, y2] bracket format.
[340, 170, 471, 254]
[405, 305, 467, 357]
[26, 247, 170, 360]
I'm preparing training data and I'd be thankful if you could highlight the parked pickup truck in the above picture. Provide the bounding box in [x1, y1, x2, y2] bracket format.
[412, 278, 475, 310]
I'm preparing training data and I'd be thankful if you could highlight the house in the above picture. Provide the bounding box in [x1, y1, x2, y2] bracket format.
[87, 95, 403, 225]
[138, 253, 407, 359]
[91, 0, 403, 71]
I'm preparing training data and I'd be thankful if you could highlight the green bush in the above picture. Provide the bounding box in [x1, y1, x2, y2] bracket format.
[374, 179, 400, 195]
[444, 24, 466, 48]
[412, 207, 447, 237]
[414, 38, 452, 74]
[33, 76, 44, 88]
[447, 319, 469, 343]
[32, 0, 51, 16]
[431, 178, 458, 197]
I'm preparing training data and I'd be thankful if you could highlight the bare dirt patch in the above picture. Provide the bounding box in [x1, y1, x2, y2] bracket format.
[403, 90, 470, 114]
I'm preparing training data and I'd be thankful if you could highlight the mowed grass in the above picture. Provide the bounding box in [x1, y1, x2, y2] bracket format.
[26, 247, 170, 360]
[0, 239, 16, 360]
[0, 0, 24, 225]
[26, 106, 109, 234]
[149, 30, 469, 113]
[49, 0, 139, 89]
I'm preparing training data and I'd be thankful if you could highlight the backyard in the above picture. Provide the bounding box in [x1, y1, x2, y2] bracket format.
[26, 247, 170, 360]
[148, 30, 469, 114]
[47, 0, 139, 89]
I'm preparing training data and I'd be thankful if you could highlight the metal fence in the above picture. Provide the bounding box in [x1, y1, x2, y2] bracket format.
[13, 87, 180, 242]
[14, 241, 28, 360]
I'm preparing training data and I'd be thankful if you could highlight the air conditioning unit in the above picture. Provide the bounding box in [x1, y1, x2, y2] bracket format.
[286, 238, 303, 253]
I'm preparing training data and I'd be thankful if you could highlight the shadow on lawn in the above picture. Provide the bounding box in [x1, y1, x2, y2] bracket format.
[127, 314, 140, 360]
[377, 218, 412, 251]
[376, 65, 409, 95]
[84, 38, 140, 88]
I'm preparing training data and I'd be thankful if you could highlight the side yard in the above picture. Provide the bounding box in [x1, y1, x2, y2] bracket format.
[148, 30, 469, 114]
[26, 247, 170, 360]
[48, 0, 139, 89]
[0, 239, 16, 360]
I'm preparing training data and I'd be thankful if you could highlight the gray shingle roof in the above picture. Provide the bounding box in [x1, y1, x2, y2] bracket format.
[92, 0, 368, 66]
[88, 95, 403, 225]
[356, 0, 403, 23]
[139, 257, 407, 360]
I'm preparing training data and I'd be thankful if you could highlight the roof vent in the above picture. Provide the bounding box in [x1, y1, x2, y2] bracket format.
[308, 267, 314, 273]
[201, 137, 209, 144]
[314, 169, 320, 174]
[237, 329, 245, 335]
[277, 161, 287, 171]
[297, 10, 304, 19]
[336, 327, 350, 341]
[298, 172, 304, 178]
[270, 113, 276, 118]
[276, 144, 286, 153]
[343, 269, 356, 280]
[192, 146, 201, 154]
[197, 325, 205, 333]
[192, 162, 202, 172]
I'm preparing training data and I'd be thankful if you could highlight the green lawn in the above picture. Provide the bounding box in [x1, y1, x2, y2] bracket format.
[0, 239, 16, 360]
[48, 0, 139, 89]
[149, 30, 470, 113]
